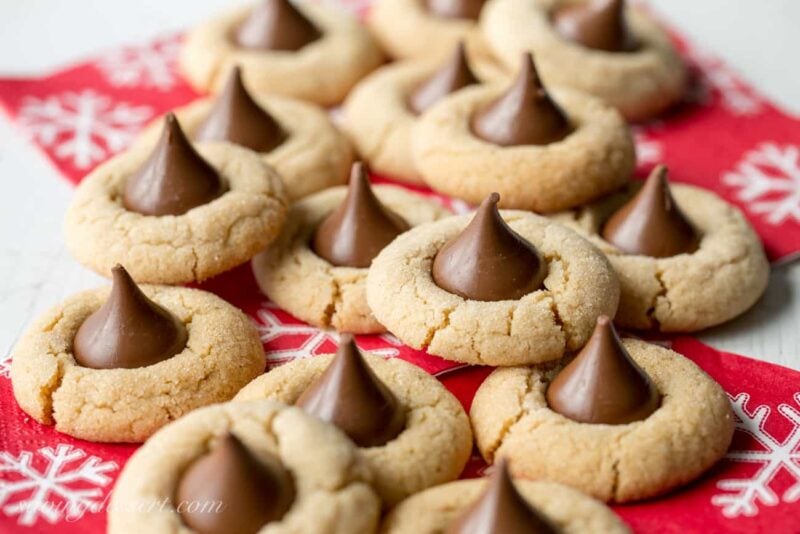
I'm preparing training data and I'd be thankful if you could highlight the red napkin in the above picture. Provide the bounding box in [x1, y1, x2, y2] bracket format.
[0, 3, 799, 533]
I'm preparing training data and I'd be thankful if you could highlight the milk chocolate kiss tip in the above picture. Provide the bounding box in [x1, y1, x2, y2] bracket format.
[408, 41, 479, 115]
[546, 315, 660, 425]
[446, 459, 557, 534]
[425, 0, 485, 20]
[175, 433, 295, 534]
[432, 193, 548, 302]
[312, 162, 410, 268]
[602, 164, 700, 258]
[123, 113, 225, 217]
[234, 0, 322, 51]
[72, 265, 187, 370]
[471, 53, 571, 146]
[295, 334, 406, 447]
[552, 0, 639, 53]
[195, 66, 286, 153]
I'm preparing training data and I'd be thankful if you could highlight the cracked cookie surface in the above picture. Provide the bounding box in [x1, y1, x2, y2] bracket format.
[549, 183, 770, 331]
[381, 477, 629, 533]
[234, 352, 473, 507]
[480, 0, 686, 121]
[252, 184, 449, 334]
[109, 400, 380, 534]
[471, 339, 734, 502]
[181, 3, 384, 106]
[10, 284, 265, 443]
[411, 84, 634, 213]
[367, 210, 620, 365]
[133, 95, 353, 200]
[65, 141, 287, 284]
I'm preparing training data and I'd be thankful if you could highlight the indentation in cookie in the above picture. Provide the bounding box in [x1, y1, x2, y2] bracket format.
[196, 66, 287, 153]
[545, 315, 660, 424]
[312, 162, 410, 268]
[123, 114, 226, 216]
[471, 53, 571, 147]
[175, 433, 295, 534]
[432, 193, 548, 301]
[72, 265, 187, 369]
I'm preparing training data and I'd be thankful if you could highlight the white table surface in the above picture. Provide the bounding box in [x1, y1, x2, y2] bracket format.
[0, 0, 798, 369]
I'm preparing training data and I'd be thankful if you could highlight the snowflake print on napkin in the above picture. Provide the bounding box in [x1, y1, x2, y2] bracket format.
[0, 445, 117, 526]
[17, 89, 151, 169]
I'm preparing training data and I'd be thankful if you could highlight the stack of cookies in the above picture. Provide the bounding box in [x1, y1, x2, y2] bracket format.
[10, 0, 772, 532]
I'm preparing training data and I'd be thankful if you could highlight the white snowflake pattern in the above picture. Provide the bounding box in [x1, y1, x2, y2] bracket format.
[17, 90, 152, 169]
[711, 392, 800, 518]
[687, 47, 763, 116]
[632, 125, 664, 167]
[0, 445, 117, 526]
[0, 354, 10, 378]
[255, 303, 399, 365]
[95, 35, 181, 91]
[723, 142, 800, 225]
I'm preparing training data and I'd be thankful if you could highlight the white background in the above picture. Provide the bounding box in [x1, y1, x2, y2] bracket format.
[0, 0, 798, 368]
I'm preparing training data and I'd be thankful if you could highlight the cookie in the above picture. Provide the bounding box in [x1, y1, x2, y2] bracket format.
[108, 400, 380, 534]
[234, 344, 473, 507]
[549, 167, 770, 331]
[181, 1, 384, 106]
[480, 0, 686, 121]
[366, 197, 620, 366]
[381, 472, 629, 533]
[10, 268, 265, 443]
[343, 42, 502, 185]
[470, 337, 734, 502]
[253, 168, 449, 333]
[133, 68, 353, 201]
[411, 54, 634, 213]
[65, 116, 287, 284]
[368, 0, 495, 63]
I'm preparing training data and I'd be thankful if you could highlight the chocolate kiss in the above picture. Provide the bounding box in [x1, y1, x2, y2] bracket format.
[123, 114, 225, 216]
[471, 53, 571, 146]
[432, 193, 548, 301]
[552, 0, 639, 53]
[195, 66, 286, 153]
[425, 0, 486, 20]
[446, 460, 558, 534]
[234, 0, 322, 51]
[546, 316, 660, 425]
[295, 335, 406, 447]
[72, 265, 187, 369]
[408, 42, 480, 115]
[312, 162, 410, 268]
[175, 434, 295, 534]
[602, 165, 700, 258]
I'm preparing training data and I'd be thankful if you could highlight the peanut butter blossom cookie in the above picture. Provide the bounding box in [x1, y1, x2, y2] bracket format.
[344, 42, 483, 184]
[65, 114, 287, 284]
[235, 336, 473, 507]
[412, 53, 634, 213]
[181, 0, 384, 106]
[10, 265, 264, 443]
[134, 67, 353, 200]
[381, 460, 630, 533]
[109, 400, 380, 534]
[367, 193, 619, 365]
[550, 165, 770, 331]
[480, 0, 686, 121]
[471, 316, 735, 502]
[253, 162, 449, 333]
